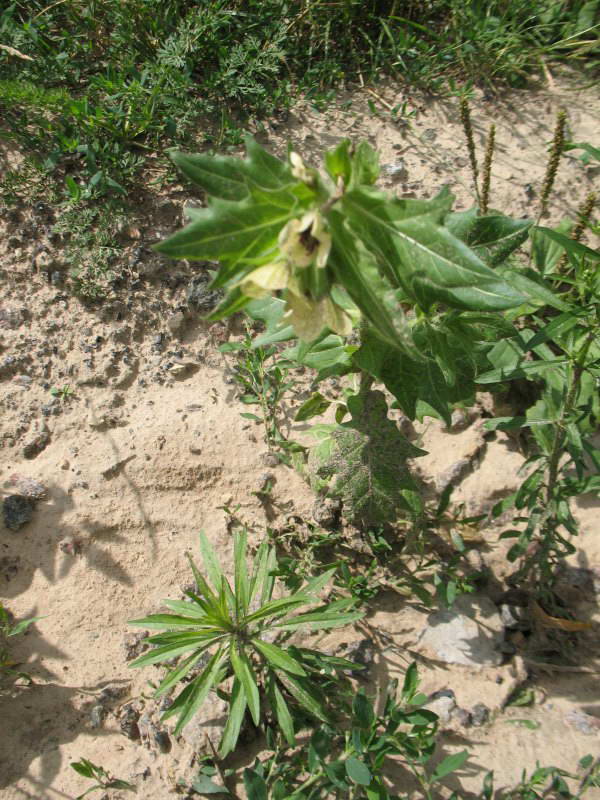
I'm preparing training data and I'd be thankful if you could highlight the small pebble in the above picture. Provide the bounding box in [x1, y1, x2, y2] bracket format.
[89, 704, 105, 729]
[471, 703, 490, 727]
[154, 729, 171, 753]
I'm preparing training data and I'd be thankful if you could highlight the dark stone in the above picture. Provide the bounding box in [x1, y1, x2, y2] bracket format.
[41, 400, 61, 417]
[154, 729, 171, 753]
[22, 423, 50, 459]
[3, 495, 34, 531]
[470, 703, 490, 727]
[123, 631, 148, 661]
[99, 683, 130, 705]
[344, 638, 376, 673]
[453, 707, 472, 727]
[119, 704, 141, 740]
[89, 704, 105, 729]
[186, 274, 223, 314]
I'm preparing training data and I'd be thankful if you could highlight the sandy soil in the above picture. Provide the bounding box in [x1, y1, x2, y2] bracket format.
[1, 73, 599, 800]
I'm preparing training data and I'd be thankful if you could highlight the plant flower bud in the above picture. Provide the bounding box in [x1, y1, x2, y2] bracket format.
[284, 290, 353, 342]
[239, 260, 291, 298]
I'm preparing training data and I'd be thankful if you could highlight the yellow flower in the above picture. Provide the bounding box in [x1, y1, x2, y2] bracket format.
[284, 290, 353, 342]
[278, 211, 331, 269]
[239, 260, 291, 298]
[290, 152, 312, 183]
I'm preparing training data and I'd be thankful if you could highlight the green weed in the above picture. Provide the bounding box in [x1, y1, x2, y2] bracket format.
[70, 758, 135, 799]
[1, 1, 598, 202]
[0, 604, 42, 691]
[128, 530, 363, 757]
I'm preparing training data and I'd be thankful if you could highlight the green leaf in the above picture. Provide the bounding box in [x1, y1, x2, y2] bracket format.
[274, 607, 363, 631]
[564, 141, 600, 163]
[353, 325, 478, 425]
[307, 389, 425, 526]
[243, 769, 268, 800]
[276, 672, 332, 722]
[243, 596, 308, 626]
[234, 531, 250, 617]
[169, 150, 249, 201]
[535, 227, 600, 264]
[353, 690, 375, 728]
[207, 288, 252, 322]
[345, 756, 372, 786]
[299, 566, 337, 597]
[327, 210, 408, 350]
[186, 553, 220, 609]
[352, 141, 380, 186]
[343, 187, 524, 312]
[430, 751, 469, 783]
[230, 641, 260, 726]
[476, 357, 569, 384]
[70, 760, 96, 779]
[155, 196, 295, 273]
[499, 268, 571, 312]
[8, 616, 44, 636]
[219, 678, 248, 758]
[155, 650, 212, 697]
[249, 542, 272, 605]
[579, 754, 594, 770]
[325, 139, 353, 184]
[129, 635, 221, 668]
[526, 312, 581, 350]
[324, 761, 350, 791]
[251, 639, 307, 676]
[192, 773, 231, 795]
[295, 392, 331, 422]
[128, 613, 208, 629]
[402, 662, 419, 701]
[105, 779, 135, 792]
[198, 531, 225, 591]
[446, 211, 532, 266]
[164, 646, 226, 733]
[270, 680, 296, 746]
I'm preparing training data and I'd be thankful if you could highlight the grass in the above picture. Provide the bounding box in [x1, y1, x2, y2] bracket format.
[1, 0, 598, 204]
[0, 1, 597, 296]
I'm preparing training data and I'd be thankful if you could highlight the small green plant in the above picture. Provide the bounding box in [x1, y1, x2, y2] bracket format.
[50, 384, 75, 400]
[192, 662, 472, 799]
[70, 758, 135, 799]
[0, 603, 42, 690]
[129, 530, 363, 757]
[189, 665, 599, 799]
[220, 325, 297, 458]
[51, 202, 125, 297]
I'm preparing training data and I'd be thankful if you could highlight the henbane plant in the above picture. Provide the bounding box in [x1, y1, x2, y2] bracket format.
[156, 135, 599, 596]
[129, 531, 363, 756]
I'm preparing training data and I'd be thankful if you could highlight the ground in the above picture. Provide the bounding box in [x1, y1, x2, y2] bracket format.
[1, 73, 599, 799]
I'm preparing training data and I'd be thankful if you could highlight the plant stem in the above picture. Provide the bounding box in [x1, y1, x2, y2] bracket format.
[545, 329, 595, 505]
